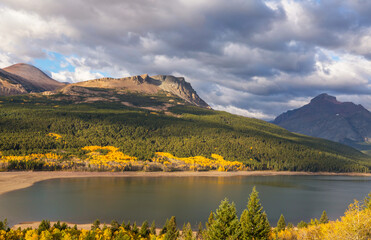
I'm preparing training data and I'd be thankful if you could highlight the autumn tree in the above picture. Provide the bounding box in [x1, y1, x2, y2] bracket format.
[240, 187, 270, 240]
[205, 198, 241, 240]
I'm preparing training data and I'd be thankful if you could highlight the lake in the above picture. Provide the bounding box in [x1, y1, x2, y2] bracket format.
[0, 175, 370, 227]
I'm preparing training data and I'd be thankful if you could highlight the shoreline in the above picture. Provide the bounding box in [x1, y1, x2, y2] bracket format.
[0, 170, 370, 196]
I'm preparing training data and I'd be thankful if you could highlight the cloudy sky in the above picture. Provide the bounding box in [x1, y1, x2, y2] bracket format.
[0, 0, 370, 120]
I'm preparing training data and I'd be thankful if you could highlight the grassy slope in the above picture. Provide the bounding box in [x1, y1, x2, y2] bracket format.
[0, 93, 370, 172]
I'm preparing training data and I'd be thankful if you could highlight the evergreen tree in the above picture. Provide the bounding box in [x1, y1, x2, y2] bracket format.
[164, 216, 179, 240]
[91, 219, 100, 230]
[240, 187, 270, 240]
[110, 220, 119, 232]
[132, 222, 139, 235]
[205, 212, 214, 229]
[320, 210, 329, 224]
[287, 222, 293, 229]
[160, 219, 169, 235]
[0, 218, 8, 231]
[276, 214, 286, 232]
[124, 221, 131, 231]
[150, 220, 156, 235]
[182, 222, 194, 240]
[297, 221, 308, 229]
[205, 198, 241, 240]
[196, 222, 203, 240]
[364, 193, 371, 209]
[0, 219, 8, 231]
[139, 220, 150, 237]
[38, 220, 51, 233]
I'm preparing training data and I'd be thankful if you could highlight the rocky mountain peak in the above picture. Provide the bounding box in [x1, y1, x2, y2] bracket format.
[273, 93, 371, 145]
[310, 93, 340, 104]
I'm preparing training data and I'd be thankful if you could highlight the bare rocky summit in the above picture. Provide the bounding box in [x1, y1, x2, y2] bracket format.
[0, 63, 65, 95]
[68, 74, 209, 108]
[273, 93, 371, 145]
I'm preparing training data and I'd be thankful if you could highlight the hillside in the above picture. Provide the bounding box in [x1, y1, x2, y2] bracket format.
[0, 63, 64, 95]
[0, 92, 370, 173]
[273, 93, 371, 153]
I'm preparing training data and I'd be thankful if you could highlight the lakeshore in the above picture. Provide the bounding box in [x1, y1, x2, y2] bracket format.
[0, 170, 370, 196]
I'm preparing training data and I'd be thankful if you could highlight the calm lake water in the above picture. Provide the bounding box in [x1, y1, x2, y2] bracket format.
[0, 175, 370, 227]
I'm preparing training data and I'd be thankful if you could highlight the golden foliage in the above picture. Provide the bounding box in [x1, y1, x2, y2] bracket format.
[274, 200, 371, 240]
[155, 152, 245, 171]
[47, 133, 62, 140]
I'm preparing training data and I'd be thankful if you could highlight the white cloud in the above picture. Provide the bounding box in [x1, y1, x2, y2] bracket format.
[212, 104, 276, 120]
[0, 0, 370, 118]
[51, 67, 104, 83]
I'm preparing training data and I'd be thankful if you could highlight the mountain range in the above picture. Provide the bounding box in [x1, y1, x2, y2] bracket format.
[274, 93, 371, 149]
[0, 63, 370, 172]
[0, 63, 209, 109]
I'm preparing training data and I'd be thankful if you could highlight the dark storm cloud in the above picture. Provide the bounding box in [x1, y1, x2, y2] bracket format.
[0, 0, 370, 119]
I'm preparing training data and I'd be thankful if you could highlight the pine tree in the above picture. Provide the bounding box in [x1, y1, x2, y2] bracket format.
[110, 220, 119, 232]
[276, 214, 286, 232]
[287, 222, 293, 229]
[297, 221, 307, 229]
[164, 216, 179, 240]
[150, 220, 156, 235]
[240, 186, 270, 240]
[139, 220, 150, 237]
[206, 212, 214, 229]
[320, 210, 329, 224]
[124, 221, 131, 231]
[0, 219, 7, 231]
[160, 219, 169, 235]
[91, 219, 100, 231]
[182, 222, 194, 240]
[364, 192, 371, 209]
[196, 222, 203, 240]
[205, 198, 241, 240]
[132, 222, 139, 235]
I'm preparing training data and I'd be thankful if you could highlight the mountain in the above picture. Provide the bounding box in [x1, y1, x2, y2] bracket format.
[273, 93, 371, 146]
[63, 74, 210, 108]
[0, 69, 29, 95]
[0, 63, 64, 95]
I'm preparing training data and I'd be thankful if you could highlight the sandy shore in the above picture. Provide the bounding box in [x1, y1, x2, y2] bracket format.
[0, 170, 370, 196]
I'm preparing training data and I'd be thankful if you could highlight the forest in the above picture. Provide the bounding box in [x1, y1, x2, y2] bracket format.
[1, 188, 370, 239]
[0, 93, 370, 173]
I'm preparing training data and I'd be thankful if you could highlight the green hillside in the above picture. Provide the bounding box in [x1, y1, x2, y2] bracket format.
[0, 93, 370, 172]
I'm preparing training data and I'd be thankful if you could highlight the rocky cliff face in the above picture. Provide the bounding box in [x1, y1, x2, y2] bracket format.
[71, 74, 210, 108]
[273, 93, 371, 144]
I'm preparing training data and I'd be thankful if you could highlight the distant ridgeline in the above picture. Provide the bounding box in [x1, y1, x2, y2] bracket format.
[0, 64, 370, 173]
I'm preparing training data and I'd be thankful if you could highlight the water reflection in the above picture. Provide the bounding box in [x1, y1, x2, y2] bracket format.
[0, 175, 370, 227]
